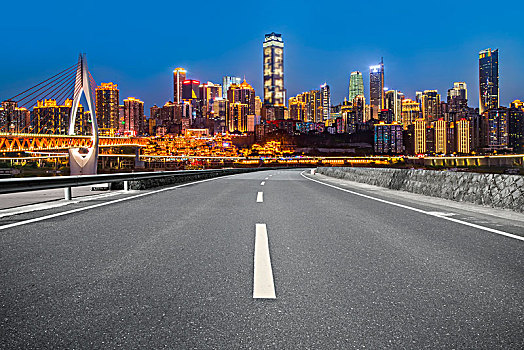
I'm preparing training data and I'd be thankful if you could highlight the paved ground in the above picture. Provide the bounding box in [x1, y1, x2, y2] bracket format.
[0, 185, 107, 210]
[1, 169, 523, 349]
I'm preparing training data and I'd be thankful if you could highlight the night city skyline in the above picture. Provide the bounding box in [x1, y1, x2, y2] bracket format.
[1, 0, 523, 111]
[1, 1, 524, 348]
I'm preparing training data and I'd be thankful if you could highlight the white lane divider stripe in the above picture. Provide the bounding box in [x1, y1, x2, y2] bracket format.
[257, 192, 264, 202]
[253, 223, 276, 299]
[264, 177, 269, 180]
[261, 181, 265, 186]
[301, 171, 524, 242]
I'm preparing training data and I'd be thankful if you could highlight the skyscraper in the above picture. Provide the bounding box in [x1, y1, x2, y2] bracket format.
[227, 80, 256, 116]
[320, 83, 331, 120]
[348, 71, 364, 102]
[173, 68, 187, 104]
[95, 82, 120, 135]
[369, 58, 384, 120]
[385, 90, 404, 123]
[479, 48, 499, 114]
[0, 100, 30, 133]
[421, 90, 441, 121]
[401, 99, 420, 127]
[222, 76, 241, 99]
[447, 82, 468, 111]
[263, 32, 284, 106]
[121, 97, 145, 136]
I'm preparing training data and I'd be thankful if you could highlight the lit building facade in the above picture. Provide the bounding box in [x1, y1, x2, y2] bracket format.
[222, 76, 241, 99]
[32, 99, 86, 135]
[95, 82, 120, 135]
[414, 118, 426, 154]
[421, 90, 441, 122]
[447, 82, 468, 111]
[255, 96, 262, 116]
[173, 68, 187, 104]
[291, 90, 322, 123]
[374, 122, 403, 154]
[288, 97, 307, 121]
[227, 80, 256, 115]
[369, 58, 384, 120]
[263, 32, 285, 106]
[456, 118, 471, 154]
[435, 119, 447, 153]
[385, 90, 404, 123]
[200, 82, 222, 113]
[320, 83, 331, 120]
[348, 71, 364, 102]
[228, 103, 248, 132]
[0, 100, 30, 133]
[487, 108, 508, 149]
[401, 99, 420, 127]
[479, 48, 499, 114]
[121, 97, 145, 135]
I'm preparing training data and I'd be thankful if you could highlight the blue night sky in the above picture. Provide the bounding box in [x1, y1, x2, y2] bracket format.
[0, 0, 522, 112]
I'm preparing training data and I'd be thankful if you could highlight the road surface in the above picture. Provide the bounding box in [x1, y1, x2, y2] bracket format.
[1, 169, 523, 348]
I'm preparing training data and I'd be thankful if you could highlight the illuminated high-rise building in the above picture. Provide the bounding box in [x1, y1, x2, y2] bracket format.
[292, 90, 323, 123]
[263, 32, 285, 106]
[369, 58, 384, 120]
[348, 71, 364, 101]
[385, 90, 404, 123]
[456, 118, 471, 154]
[182, 80, 201, 101]
[255, 96, 262, 116]
[227, 80, 256, 115]
[479, 48, 499, 114]
[352, 95, 366, 124]
[228, 102, 248, 132]
[374, 122, 404, 154]
[96, 82, 120, 135]
[401, 99, 420, 127]
[447, 82, 467, 106]
[200, 81, 222, 113]
[320, 83, 331, 120]
[421, 90, 441, 121]
[121, 97, 145, 135]
[32, 99, 72, 134]
[0, 100, 30, 133]
[487, 108, 508, 148]
[288, 97, 307, 121]
[173, 68, 187, 104]
[414, 118, 426, 154]
[435, 119, 447, 153]
[508, 101, 524, 152]
[222, 76, 241, 99]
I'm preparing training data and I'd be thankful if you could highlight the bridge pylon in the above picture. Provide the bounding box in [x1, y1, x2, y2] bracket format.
[68, 54, 99, 175]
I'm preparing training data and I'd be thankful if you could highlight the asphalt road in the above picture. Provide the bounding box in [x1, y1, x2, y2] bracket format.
[1, 169, 523, 349]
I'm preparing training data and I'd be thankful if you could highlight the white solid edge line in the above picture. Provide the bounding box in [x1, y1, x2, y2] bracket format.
[0, 175, 234, 231]
[253, 223, 276, 299]
[300, 171, 524, 242]
[257, 192, 264, 203]
[260, 181, 265, 186]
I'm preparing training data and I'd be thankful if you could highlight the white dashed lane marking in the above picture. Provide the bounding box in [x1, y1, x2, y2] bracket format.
[253, 223, 276, 299]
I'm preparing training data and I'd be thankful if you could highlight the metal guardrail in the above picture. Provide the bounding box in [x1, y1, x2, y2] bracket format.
[0, 168, 268, 195]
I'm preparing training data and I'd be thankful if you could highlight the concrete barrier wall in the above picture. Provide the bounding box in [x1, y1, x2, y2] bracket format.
[110, 169, 255, 190]
[317, 167, 524, 213]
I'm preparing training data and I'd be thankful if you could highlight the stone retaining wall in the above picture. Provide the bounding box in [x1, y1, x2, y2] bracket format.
[317, 167, 524, 213]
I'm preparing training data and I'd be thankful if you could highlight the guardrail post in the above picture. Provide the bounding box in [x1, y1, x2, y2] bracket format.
[64, 187, 72, 200]
[124, 180, 129, 191]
